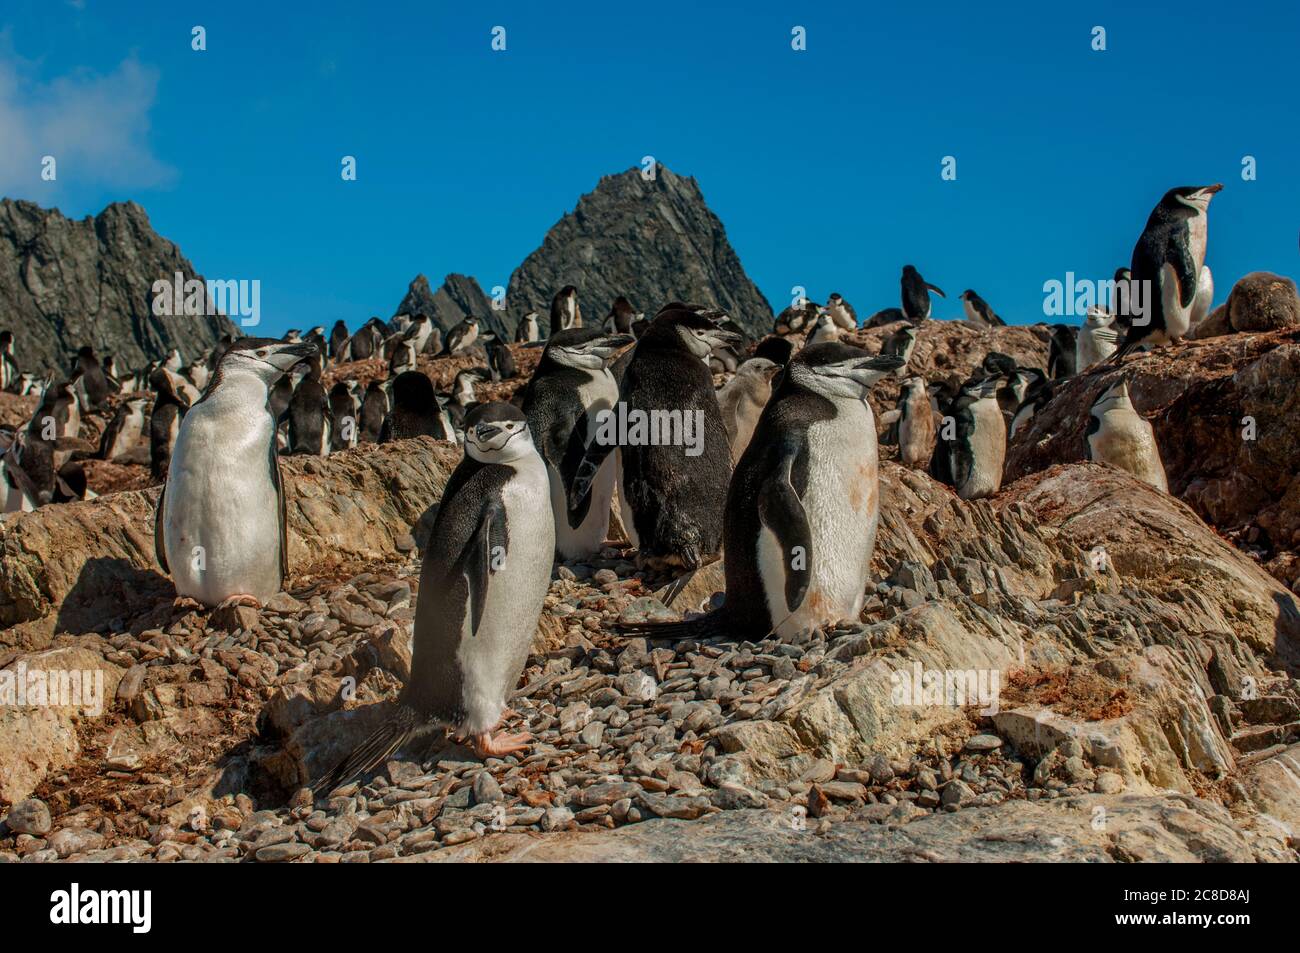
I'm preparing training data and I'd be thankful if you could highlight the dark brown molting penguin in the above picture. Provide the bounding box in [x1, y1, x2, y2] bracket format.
[571, 307, 739, 572]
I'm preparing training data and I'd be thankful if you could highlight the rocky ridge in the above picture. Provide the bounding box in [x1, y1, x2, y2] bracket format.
[0, 199, 237, 374]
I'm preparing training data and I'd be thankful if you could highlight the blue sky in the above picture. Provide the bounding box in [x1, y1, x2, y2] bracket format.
[2, 0, 1296, 335]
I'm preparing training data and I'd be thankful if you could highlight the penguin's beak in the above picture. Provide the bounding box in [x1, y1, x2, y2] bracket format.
[591, 334, 635, 361]
[705, 329, 743, 349]
[1202, 183, 1224, 195]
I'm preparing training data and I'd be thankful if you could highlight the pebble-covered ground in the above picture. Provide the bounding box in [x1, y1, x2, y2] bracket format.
[0, 543, 1132, 863]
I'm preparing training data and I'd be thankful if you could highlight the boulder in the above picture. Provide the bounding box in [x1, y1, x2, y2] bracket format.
[1227, 271, 1300, 333]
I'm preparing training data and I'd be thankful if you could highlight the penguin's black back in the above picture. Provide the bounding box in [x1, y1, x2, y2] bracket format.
[619, 323, 731, 562]
[384, 371, 442, 440]
[288, 379, 328, 453]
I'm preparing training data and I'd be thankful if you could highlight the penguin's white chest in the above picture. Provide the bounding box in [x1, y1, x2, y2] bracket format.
[456, 455, 555, 735]
[164, 392, 283, 605]
[758, 401, 880, 638]
[1089, 410, 1168, 493]
[957, 397, 1006, 499]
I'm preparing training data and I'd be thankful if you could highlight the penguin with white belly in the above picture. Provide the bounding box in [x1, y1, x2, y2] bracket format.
[520, 328, 633, 560]
[1114, 184, 1222, 358]
[944, 376, 1006, 500]
[312, 402, 554, 792]
[1085, 380, 1168, 492]
[617, 343, 903, 641]
[155, 338, 317, 608]
[1077, 306, 1119, 370]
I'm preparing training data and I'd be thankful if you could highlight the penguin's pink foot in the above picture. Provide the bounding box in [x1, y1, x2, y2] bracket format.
[216, 594, 262, 610]
[473, 731, 532, 759]
[172, 596, 204, 613]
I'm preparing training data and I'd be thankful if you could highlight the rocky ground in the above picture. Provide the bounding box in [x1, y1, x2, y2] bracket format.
[3, 313, 1300, 863]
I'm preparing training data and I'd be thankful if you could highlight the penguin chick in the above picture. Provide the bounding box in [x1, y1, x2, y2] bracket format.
[1077, 306, 1119, 370]
[717, 357, 780, 462]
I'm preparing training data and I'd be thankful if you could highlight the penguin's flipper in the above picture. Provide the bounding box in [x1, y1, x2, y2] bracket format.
[568, 440, 616, 515]
[154, 483, 169, 574]
[456, 499, 508, 637]
[270, 441, 289, 580]
[927, 284, 947, 298]
[1170, 239, 1196, 306]
[757, 442, 812, 613]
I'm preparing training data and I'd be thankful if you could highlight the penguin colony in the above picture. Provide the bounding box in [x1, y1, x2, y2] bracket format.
[0, 182, 1218, 791]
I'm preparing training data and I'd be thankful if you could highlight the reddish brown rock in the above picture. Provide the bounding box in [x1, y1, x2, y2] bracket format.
[1006, 328, 1300, 582]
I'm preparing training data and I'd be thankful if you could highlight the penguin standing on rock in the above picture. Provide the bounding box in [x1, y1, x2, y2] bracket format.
[605, 296, 638, 334]
[1048, 324, 1079, 379]
[329, 321, 350, 361]
[959, 290, 1005, 327]
[1114, 184, 1223, 358]
[312, 402, 554, 793]
[825, 293, 857, 331]
[617, 344, 903, 642]
[942, 377, 1006, 500]
[520, 328, 633, 560]
[0, 331, 19, 393]
[155, 338, 317, 608]
[99, 397, 150, 464]
[1086, 380, 1168, 492]
[901, 265, 945, 321]
[329, 381, 360, 451]
[806, 311, 840, 346]
[442, 316, 480, 355]
[149, 368, 191, 480]
[894, 376, 938, 469]
[551, 286, 581, 332]
[515, 312, 542, 344]
[287, 353, 330, 455]
[570, 308, 739, 572]
[75, 346, 112, 410]
[879, 324, 918, 376]
[359, 380, 389, 442]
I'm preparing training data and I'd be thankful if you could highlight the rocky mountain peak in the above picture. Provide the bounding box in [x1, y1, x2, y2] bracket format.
[392, 272, 507, 338]
[504, 166, 774, 335]
[0, 198, 238, 375]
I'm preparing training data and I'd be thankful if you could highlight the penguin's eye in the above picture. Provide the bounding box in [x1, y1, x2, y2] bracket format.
[256, 350, 268, 358]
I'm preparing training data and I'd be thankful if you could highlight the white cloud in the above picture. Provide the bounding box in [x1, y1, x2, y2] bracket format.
[0, 48, 175, 199]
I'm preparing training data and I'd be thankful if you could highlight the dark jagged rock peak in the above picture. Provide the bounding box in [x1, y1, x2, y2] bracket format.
[504, 166, 774, 336]
[0, 198, 238, 374]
